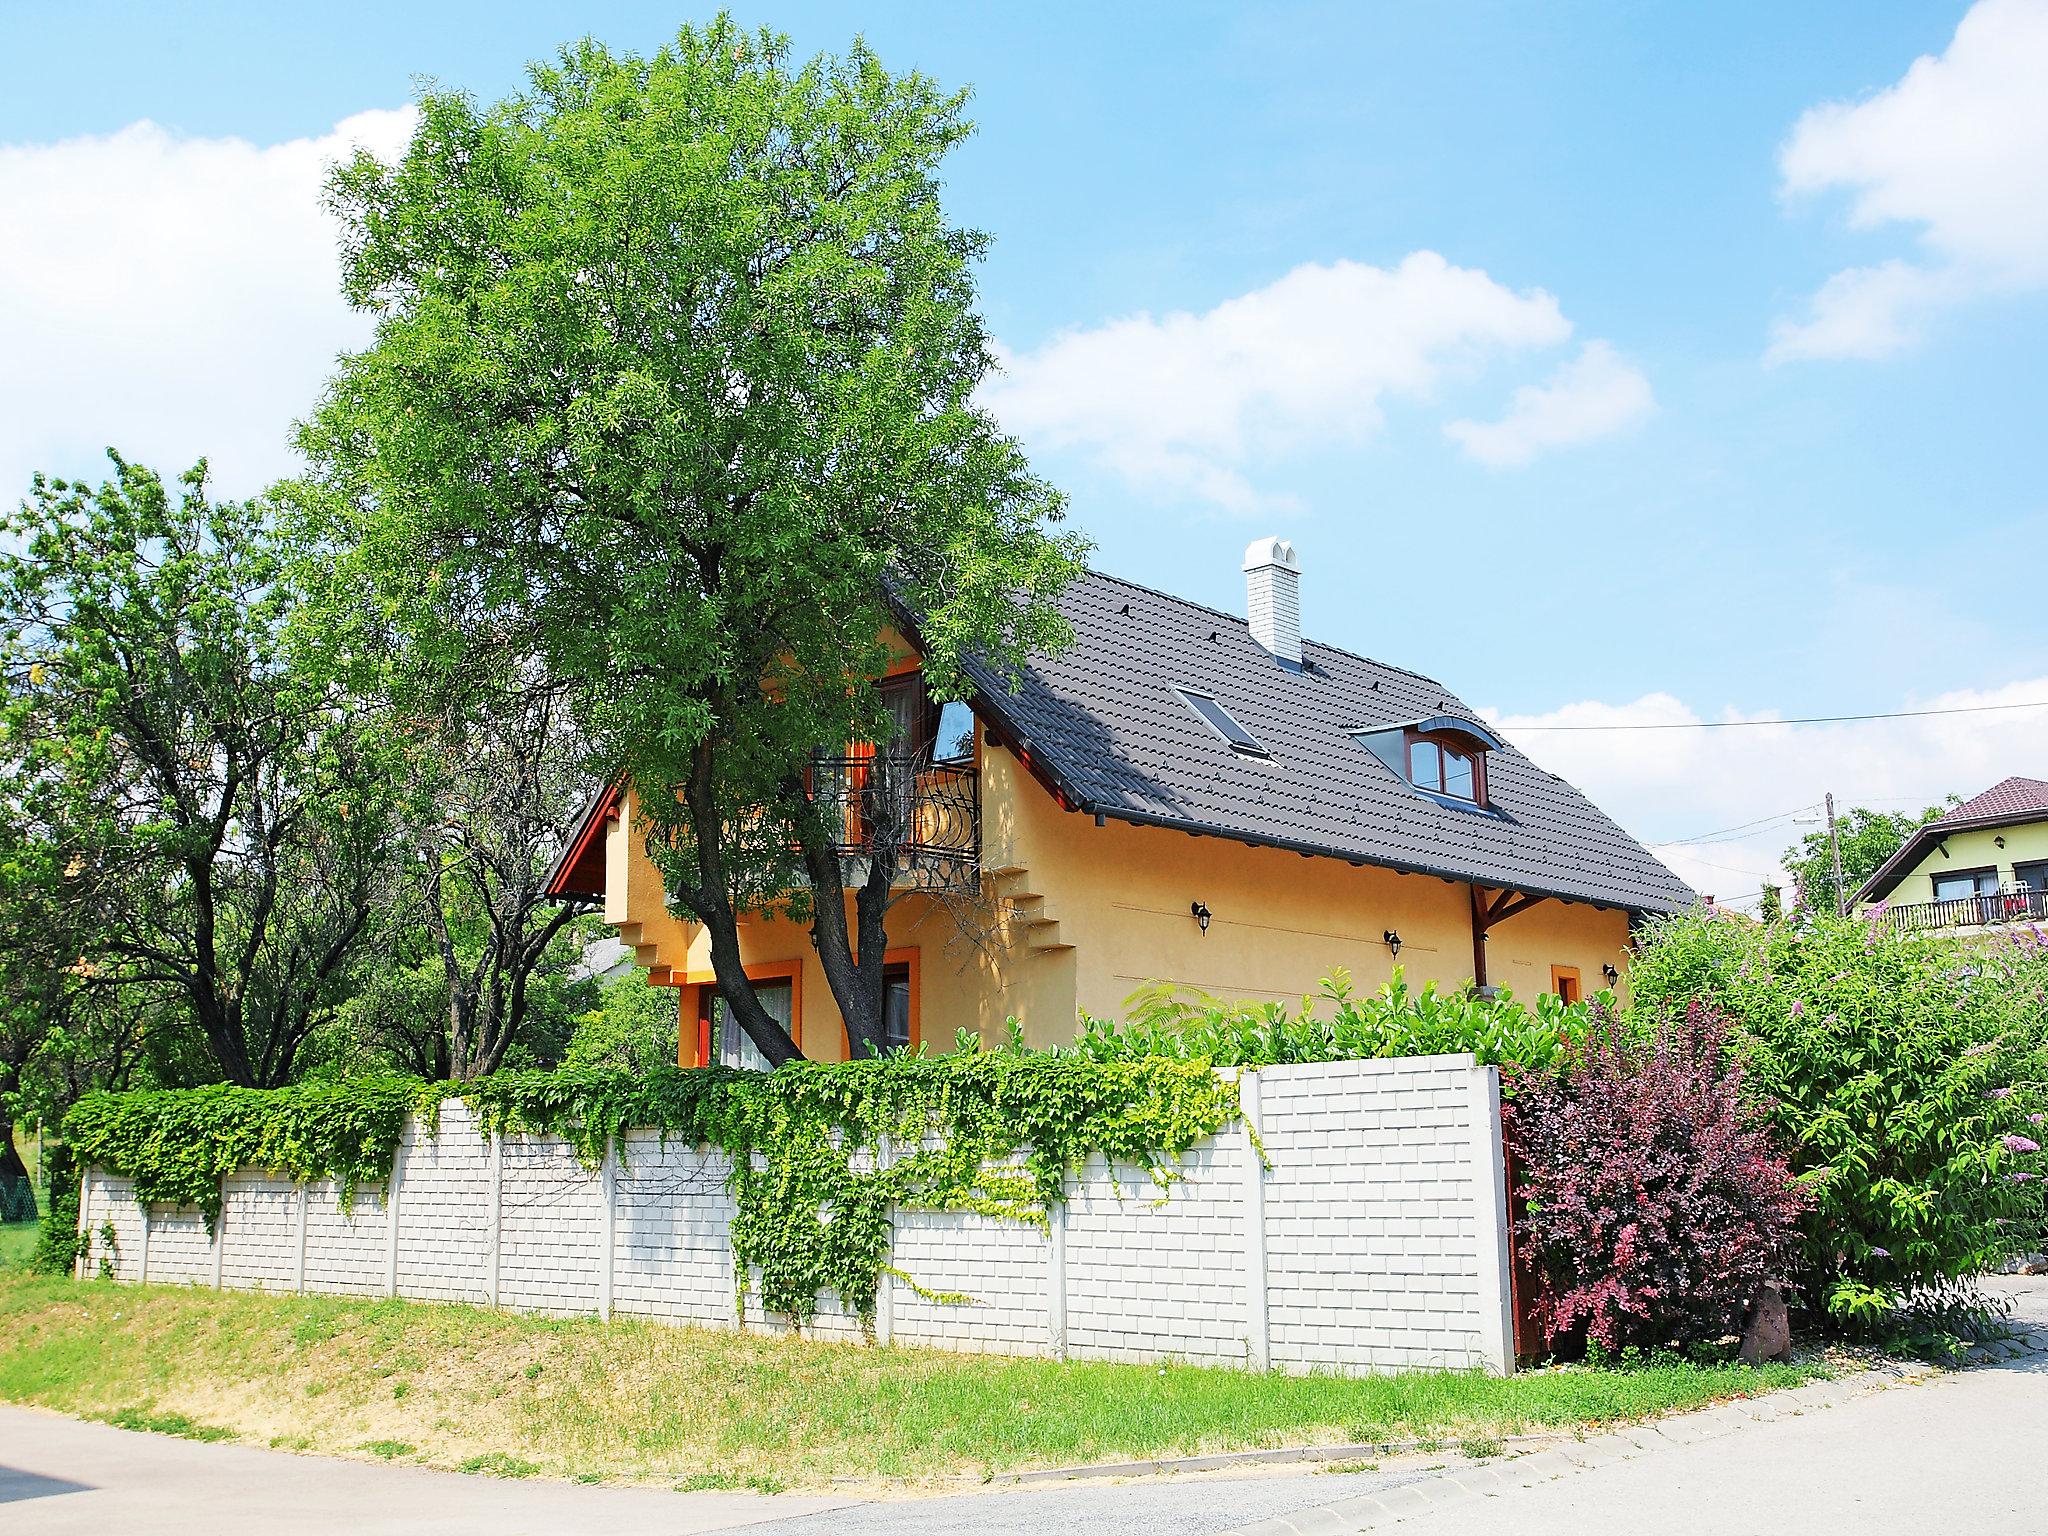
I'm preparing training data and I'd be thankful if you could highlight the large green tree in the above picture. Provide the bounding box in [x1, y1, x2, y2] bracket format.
[1781, 799, 1955, 916]
[299, 20, 1085, 1065]
[0, 456, 400, 1088]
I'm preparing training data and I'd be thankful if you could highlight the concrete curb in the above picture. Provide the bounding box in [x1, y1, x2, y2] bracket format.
[1212, 1363, 1942, 1536]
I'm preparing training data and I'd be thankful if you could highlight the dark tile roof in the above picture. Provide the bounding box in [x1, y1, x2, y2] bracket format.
[957, 569, 1695, 915]
[1857, 774, 2048, 903]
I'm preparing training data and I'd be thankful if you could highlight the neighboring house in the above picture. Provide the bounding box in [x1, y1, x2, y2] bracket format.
[1855, 776, 2048, 934]
[549, 539, 1695, 1065]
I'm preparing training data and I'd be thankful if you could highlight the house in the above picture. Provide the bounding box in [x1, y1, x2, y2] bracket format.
[1854, 776, 2048, 934]
[549, 539, 1695, 1064]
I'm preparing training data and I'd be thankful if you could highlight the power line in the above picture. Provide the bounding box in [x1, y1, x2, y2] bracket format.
[1648, 801, 1820, 848]
[1510, 699, 2048, 733]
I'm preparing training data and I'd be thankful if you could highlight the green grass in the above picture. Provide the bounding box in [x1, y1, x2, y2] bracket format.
[0, 1272, 1826, 1488]
[0, 1223, 37, 1275]
[104, 1405, 234, 1442]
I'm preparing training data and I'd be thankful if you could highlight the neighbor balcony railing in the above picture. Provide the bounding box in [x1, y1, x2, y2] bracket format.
[807, 749, 979, 891]
[1882, 888, 2048, 932]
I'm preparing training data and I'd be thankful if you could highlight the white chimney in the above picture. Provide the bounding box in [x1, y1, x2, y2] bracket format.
[1242, 536, 1302, 665]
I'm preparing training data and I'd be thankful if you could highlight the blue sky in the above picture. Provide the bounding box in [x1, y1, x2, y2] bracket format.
[5, 1, 2046, 900]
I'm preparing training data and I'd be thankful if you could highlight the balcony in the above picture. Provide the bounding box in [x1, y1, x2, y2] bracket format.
[808, 750, 979, 892]
[1882, 888, 2048, 933]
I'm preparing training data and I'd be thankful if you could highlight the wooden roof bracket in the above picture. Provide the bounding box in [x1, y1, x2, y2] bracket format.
[1470, 884, 1549, 990]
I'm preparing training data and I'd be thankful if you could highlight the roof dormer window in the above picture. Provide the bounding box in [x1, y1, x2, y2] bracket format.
[1409, 733, 1480, 804]
[1350, 714, 1502, 811]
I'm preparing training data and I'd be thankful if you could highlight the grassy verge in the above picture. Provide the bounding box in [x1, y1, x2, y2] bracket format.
[0, 1273, 1825, 1490]
[0, 1223, 38, 1274]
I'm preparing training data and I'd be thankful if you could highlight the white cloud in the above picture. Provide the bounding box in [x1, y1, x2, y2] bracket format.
[1765, 260, 1956, 363]
[1442, 341, 1654, 468]
[0, 107, 415, 503]
[1770, 0, 2048, 360]
[1487, 677, 2048, 908]
[983, 252, 1641, 512]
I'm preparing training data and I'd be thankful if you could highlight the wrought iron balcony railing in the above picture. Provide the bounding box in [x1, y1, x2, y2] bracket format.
[807, 750, 978, 891]
[1882, 888, 2048, 932]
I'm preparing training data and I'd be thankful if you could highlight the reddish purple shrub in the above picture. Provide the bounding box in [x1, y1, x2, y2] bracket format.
[1506, 1002, 1808, 1355]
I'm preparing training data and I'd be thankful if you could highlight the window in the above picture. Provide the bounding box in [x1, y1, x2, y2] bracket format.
[882, 962, 913, 1053]
[1176, 689, 1268, 756]
[933, 699, 975, 765]
[1933, 868, 1999, 902]
[711, 977, 793, 1071]
[2015, 861, 2048, 893]
[1550, 966, 1582, 1005]
[1406, 731, 1484, 805]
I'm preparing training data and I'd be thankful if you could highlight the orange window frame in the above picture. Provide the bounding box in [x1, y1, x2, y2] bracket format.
[877, 946, 921, 1055]
[677, 959, 805, 1068]
[1549, 965, 1582, 1004]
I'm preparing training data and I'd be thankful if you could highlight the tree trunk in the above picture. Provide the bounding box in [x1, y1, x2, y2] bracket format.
[671, 741, 804, 1067]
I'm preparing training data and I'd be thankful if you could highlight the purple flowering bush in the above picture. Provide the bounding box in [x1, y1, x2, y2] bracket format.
[1507, 1003, 1808, 1355]
[1628, 912, 2048, 1328]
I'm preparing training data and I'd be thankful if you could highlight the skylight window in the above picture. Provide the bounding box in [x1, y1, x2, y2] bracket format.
[1176, 690, 1268, 756]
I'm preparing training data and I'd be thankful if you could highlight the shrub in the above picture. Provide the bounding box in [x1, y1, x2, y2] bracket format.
[1066, 968, 1592, 1077]
[1509, 1003, 1807, 1355]
[26, 1146, 84, 1276]
[1628, 911, 2048, 1327]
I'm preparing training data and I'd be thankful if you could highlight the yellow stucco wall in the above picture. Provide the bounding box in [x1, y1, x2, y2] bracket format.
[1855, 817, 2048, 913]
[604, 718, 1640, 1062]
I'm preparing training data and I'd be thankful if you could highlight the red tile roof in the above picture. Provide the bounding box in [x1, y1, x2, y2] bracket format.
[1938, 776, 2048, 826]
[1857, 773, 2048, 903]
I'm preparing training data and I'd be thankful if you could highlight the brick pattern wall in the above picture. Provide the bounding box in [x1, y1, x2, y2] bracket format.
[77, 1054, 1512, 1376]
[393, 1103, 493, 1306]
[499, 1134, 606, 1316]
[1064, 1143, 1251, 1366]
[1260, 1058, 1490, 1372]
[220, 1172, 299, 1292]
[303, 1181, 390, 1296]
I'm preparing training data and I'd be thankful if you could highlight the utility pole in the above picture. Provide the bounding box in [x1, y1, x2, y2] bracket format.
[1826, 792, 1847, 917]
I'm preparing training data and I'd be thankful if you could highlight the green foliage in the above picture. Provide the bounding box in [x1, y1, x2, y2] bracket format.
[1066, 968, 1594, 1080]
[25, 1144, 83, 1276]
[1779, 800, 1952, 915]
[562, 969, 682, 1075]
[0, 454, 401, 1088]
[1628, 910, 2048, 1325]
[62, 1054, 1240, 1325]
[63, 1079, 436, 1223]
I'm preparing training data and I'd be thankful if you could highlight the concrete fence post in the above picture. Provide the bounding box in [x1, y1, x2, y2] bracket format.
[598, 1141, 617, 1322]
[212, 1179, 227, 1289]
[294, 1183, 310, 1294]
[385, 1126, 407, 1300]
[1238, 1070, 1270, 1371]
[137, 1197, 152, 1285]
[1466, 1063, 1515, 1376]
[1046, 1184, 1068, 1361]
[487, 1131, 503, 1309]
[874, 1136, 896, 1347]
[73, 1173, 89, 1282]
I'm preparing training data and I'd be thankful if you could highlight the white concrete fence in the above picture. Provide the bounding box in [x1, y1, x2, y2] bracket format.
[78, 1053, 1516, 1375]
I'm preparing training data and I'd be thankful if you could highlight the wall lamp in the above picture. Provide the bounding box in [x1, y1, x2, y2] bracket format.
[1191, 900, 1212, 935]
[1996, 835, 2007, 849]
[1383, 929, 1402, 958]
[1602, 963, 1620, 983]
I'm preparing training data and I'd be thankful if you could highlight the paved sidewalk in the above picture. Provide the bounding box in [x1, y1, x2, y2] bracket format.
[0, 1406, 853, 1536]
[1221, 1275, 2048, 1536]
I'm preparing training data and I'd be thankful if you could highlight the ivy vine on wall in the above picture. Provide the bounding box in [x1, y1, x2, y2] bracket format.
[63, 1051, 1244, 1326]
